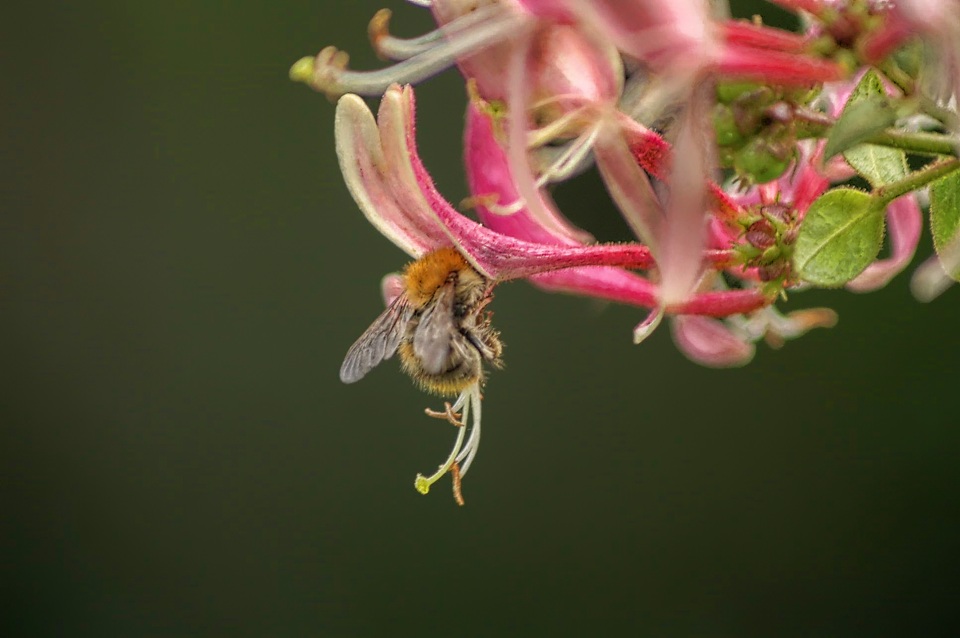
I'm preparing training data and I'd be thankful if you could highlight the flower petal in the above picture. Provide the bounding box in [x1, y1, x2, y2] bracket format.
[671, 315, 755, 367]
[503, 30, 596, 244]
[464, 102, 585, 246]
[341, 84, 655, 280]
[335, 93, 444, 257]
[593, 126, 664, 251]
[657, 97, 712, 306]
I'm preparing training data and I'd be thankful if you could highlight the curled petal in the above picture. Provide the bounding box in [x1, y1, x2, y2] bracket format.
[671, 315, 755, 367]
[847, 195, 923, 292]
[338, 85, 655, 279]
[336, 93, 445, 256]
[633, 306, 665, 344]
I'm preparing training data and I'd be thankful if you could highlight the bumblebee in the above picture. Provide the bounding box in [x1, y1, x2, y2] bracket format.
[340, 247, 503, 395]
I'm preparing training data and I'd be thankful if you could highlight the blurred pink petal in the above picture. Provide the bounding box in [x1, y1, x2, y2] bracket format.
[671, 315, 755, 367]
[594, 126, 664, 251]
[657, 99, 712, 306]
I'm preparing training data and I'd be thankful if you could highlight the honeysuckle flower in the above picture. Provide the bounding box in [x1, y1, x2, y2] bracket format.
[290, 0, 848, 309]
[336, 85, 655, 280]
[464, 93, 776, 338]
[294, 0, 960, 505]
[336, 83, 660, 500]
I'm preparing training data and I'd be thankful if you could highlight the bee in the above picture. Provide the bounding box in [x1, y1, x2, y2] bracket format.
[340, 247, 503, 395]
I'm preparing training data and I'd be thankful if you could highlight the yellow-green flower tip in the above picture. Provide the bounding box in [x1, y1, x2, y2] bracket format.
[414, 474, 431, 495]
[289, 56, 315, 84]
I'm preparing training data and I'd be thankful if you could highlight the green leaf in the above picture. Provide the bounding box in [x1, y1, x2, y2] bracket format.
[841, 70, 908, 186]
[794, 188, 885, 287]
[844, 142, 907, 187]
[930, 170, 960, 281]
[824, 70, 898, 162]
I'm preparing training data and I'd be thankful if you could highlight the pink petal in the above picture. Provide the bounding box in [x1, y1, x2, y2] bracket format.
[464, 103, 584, 246]
[430, 0, 533, 102]
[344, 84, 655, 280]
[529, 267, 658, 309]
[593, 127, 664, 251]
[669, 288, 771, 317]
[671, 315, 755, 367]
[657, 101, 712, 306]
[572, 0, 714, 71]
[717, 44, 844, 86]
[847, 195, 923, 292]
[503, 30, 596, 244]
[721, 21, 808, 53]
[528, 23, 623, 106]
[335, 94, 446, 257]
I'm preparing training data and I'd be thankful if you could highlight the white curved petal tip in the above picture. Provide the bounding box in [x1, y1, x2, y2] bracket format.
[633, 306, 665, 344]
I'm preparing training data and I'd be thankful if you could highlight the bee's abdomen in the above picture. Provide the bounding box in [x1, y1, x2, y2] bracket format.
[397, 341, 481, 396]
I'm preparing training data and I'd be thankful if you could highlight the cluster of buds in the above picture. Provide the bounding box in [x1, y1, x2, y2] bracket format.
[292, 0, 960, 503]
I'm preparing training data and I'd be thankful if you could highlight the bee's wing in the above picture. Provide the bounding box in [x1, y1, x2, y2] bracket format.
[340, 295, 411, 384]
[412, 281, 457, 375]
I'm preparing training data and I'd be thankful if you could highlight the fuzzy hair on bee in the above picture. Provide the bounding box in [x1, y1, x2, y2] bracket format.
[340, 247, 503, 396]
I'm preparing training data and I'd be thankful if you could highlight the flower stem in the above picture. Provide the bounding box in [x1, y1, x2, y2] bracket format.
[874, 158, 960, 205]
[865, 130, 959, 157]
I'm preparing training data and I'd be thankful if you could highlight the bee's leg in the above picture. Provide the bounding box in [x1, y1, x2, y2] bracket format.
[464, 329, 498, 360]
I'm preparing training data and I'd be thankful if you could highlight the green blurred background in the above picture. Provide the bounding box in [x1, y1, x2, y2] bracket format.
[4, 1, 959, 635]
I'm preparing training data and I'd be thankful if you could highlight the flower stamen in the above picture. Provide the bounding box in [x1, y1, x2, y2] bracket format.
[450, 462, 465, 506]
[424, 402, 465, 427]
[414, 384, 483, 501]
[295, 6, 529, 99]
[369, 5, 503, 61]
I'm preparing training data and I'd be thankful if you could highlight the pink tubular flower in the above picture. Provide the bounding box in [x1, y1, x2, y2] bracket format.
[336, 82, 655, 500]
[335, 84, 655, 281]
[295, 0, 841, 100]
[463, 90, 774, 340]
[286, 0, 960, 508]
[290, 0, 847, 310]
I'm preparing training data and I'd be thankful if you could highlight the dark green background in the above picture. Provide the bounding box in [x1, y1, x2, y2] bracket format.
[4, 2, 959, 635]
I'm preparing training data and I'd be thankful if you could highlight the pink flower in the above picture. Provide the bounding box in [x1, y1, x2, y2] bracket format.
[464, 91, 774, 342]
[335, 82, 657, 501]
[336, 84, 655, 281]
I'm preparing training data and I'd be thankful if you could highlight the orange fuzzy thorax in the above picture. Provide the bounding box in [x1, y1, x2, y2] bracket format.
[403, 247, 473, 306]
